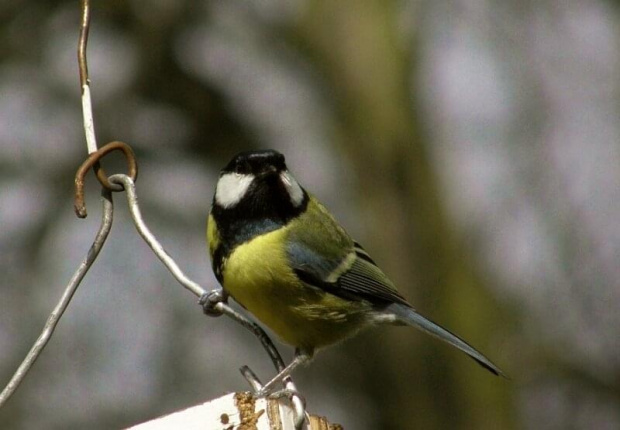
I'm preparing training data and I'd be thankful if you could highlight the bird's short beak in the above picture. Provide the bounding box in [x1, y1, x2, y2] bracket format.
[258, 165, 279, 178]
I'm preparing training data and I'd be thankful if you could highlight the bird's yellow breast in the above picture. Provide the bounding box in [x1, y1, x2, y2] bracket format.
[220, 225, 371, 351]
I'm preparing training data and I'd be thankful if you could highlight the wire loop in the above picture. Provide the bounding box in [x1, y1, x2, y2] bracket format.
[74, 141, 138, 218]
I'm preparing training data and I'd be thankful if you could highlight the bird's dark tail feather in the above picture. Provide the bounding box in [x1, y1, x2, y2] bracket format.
[388, 303, 506, 377]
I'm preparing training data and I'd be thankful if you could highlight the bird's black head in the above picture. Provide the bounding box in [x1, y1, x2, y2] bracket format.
[211, 149, 308, 244]
[222, 149, 287, 177]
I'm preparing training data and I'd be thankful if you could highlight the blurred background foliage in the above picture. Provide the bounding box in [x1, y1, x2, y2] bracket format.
[1, 0, 619, 429]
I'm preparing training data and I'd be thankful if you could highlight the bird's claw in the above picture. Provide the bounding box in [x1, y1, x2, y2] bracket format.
[241, 366, 302, 403]
[199, 289, 227, 317]
[255, 386, 268, 398]
[264, 388, 306, 408]
[241, 366, 307, 429]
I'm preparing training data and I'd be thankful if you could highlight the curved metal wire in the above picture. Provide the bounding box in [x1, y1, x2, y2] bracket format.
[107, 174, 204, 297]
[0, 189, 114, 408]
[78, 0, 97, 154]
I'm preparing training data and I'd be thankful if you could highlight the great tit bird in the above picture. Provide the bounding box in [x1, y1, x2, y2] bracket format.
[207, 149, 504, 392]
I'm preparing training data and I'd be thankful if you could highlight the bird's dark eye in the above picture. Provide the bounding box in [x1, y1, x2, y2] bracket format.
[234, 162, 249, 174]
[275, 154, 286, 170]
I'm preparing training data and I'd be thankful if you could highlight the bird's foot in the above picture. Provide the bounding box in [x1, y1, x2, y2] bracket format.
[264, 387, 308, 430]
[198, 289, 227, 317]
[240, 365, 264, 393]
[241, 366, 307, 429]
[240, 365, 304, 404]
[265, 388, 306, 406]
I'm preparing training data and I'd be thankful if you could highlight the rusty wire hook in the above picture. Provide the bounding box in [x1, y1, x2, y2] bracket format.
[74, 141, 138, 218]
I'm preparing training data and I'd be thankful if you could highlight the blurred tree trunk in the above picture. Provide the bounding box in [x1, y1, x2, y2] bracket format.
[292, 1, 515, 428]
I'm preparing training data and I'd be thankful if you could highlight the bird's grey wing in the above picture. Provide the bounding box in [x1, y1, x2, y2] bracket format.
[288, 226, 506, 376]
[288, 236, 410, 307]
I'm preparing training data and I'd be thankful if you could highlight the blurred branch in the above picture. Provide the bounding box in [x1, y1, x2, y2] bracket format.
[290, 1, 515, 428]
[535, 345, 620, 405]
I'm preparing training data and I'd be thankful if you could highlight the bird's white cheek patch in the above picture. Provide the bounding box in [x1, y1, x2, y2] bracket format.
[215, 173, 254, 208]
[280, 171, 304, 207]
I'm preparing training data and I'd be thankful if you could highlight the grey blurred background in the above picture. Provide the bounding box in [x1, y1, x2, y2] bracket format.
[1, 1, 619, 429]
